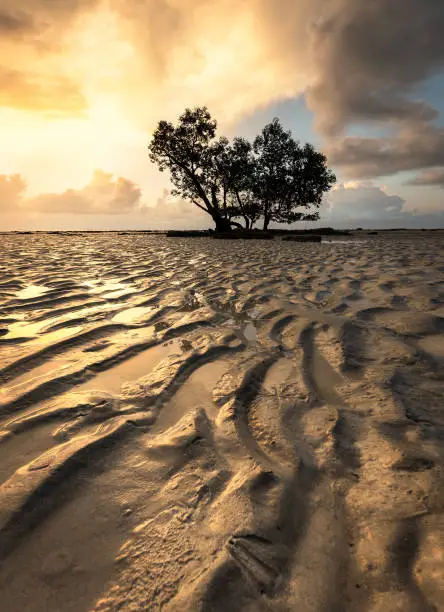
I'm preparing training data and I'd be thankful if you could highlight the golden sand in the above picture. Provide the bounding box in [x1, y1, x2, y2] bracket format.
[0, 232, 443, 610]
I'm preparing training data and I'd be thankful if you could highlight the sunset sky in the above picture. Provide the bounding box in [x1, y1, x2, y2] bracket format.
[1, 0, 444, 229]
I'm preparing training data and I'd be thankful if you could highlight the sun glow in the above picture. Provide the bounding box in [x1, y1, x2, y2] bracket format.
[0, 6, 146, 195]
[1, 0, 311, 204]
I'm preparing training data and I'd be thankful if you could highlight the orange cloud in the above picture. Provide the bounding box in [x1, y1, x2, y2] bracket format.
[0, 174, 27, 210]
[1, 0, 444, 204]
[0, 67, 87, 116]
[0, 170, 142, 215]
[26, 170, 142, 214]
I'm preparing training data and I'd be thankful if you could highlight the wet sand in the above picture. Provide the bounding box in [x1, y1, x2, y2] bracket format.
[0, 232, 443, 611]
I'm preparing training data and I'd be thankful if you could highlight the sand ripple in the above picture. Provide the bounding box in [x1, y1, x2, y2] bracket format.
[0, 232, 443, 611]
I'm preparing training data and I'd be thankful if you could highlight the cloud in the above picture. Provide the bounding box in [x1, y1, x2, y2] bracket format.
[326, 124, 444, 179]
[0, 66, 87, 115]
[327, 183, 406, 221]
[0, 10, 34, 34]
[0, 170, 142, 215]
[0, 1, 98, 40]
[0, 174, 27, 211]
[305, 1, 444, 178]
[0, 0, 317, 129]
[142, 189, 208, 227]
[0, 2, 97, 61]
[323, 182, 444, 228]
[101, 0, 316, 128]
[2, 0, 444, 130]
[0, 0, 98, 117]
[2, 172, 443, 230]
[146, 183, 444, 230]
[1, 0, 444, 195]
[26, 170, 142, 214]
[306, 0, 444, 135]
[407, 168, 444, 188]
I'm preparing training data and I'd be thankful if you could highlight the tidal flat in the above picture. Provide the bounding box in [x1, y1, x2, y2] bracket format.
[0, 232, 443, 611]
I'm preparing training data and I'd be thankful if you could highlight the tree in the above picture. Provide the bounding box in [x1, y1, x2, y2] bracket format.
[148, 107, 233, 232]
[217, 137, 261, 230]
[149, 109, 336, 232]
[253, 119, 336, 230]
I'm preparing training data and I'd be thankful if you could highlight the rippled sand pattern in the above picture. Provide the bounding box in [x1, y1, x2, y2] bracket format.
[0, 233, 444, 611]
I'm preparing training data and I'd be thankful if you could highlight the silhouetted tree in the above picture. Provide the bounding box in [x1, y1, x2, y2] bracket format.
[149, 109, 335, 232]
[217, 137, 261, 230]
[148, 107, 235, 232]
[253, 119, 336, 230]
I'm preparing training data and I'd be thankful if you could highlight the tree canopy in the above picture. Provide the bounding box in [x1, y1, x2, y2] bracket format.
[148, 107, 336, 231]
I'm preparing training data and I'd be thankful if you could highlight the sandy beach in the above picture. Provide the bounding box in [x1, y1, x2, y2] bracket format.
[0, 231, 443, 611]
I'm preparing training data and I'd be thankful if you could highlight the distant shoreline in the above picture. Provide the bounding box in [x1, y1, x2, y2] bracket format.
[2, 228, 444, 236]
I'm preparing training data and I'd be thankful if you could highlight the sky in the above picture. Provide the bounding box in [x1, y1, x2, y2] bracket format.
[1, 0, 444, 230]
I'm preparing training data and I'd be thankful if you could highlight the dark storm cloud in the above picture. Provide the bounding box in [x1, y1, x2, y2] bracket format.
[305, 0, 444, 180]
[327, 125, 444, 179]
[307, 0, 444, 134]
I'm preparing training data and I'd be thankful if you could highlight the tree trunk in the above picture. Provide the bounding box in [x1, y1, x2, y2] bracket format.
[213, 215, 232, 232]
[208, 186, 231, 232]
[263, 216, 270, 231]
[243, 216, 251, 230]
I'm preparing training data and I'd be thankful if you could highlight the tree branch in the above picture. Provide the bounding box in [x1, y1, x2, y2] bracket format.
[166, 151, 214, 212]
[191, 198, 209, 213]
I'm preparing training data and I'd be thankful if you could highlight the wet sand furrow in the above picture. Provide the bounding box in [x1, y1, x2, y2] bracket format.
[0, 233, 443, 611]
[0, 324, 130, 382]
[0, 418, 137, 558]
